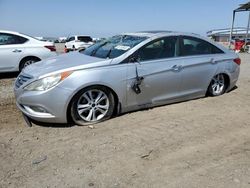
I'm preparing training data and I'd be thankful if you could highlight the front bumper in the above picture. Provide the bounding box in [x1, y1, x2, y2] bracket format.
[14, 85, 73, 123]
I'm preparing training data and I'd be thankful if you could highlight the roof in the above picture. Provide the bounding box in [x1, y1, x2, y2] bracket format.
[235, 1, 250, 12]
[122, 31, 172, 37]
[122, 30, 200, 38]
[137, 30, 173, 34]
[0, 30, 21, 35]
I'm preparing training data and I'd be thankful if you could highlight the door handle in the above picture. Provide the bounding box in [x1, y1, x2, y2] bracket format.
[171, 65, 182, 72]
[12, 49, 22, 53]
[210, 58, 217, 64]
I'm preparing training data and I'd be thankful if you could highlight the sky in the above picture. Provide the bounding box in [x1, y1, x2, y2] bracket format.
[0, 0, 249, 38]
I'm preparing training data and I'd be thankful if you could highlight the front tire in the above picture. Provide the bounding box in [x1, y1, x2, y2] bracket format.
[207, 74, 227, 96]
[71, 86, 115, 126]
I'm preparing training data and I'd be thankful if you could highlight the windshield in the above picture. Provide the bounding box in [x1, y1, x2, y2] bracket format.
[82, 35, 148, 59]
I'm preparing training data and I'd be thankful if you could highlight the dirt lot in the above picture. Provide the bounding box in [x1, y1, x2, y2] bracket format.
[0, 53, 250, 188]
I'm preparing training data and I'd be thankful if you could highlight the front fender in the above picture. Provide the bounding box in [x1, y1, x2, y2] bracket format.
[57, 64, 128, 116]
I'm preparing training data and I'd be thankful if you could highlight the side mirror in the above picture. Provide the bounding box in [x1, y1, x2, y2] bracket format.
[129, 55, 141, 63]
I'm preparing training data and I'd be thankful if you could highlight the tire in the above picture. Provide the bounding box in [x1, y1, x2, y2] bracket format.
[20, 57, 40, 71]
[207, 74, 227, 96]
[72, 45, 75, 50]
[71, 86, 115, 126]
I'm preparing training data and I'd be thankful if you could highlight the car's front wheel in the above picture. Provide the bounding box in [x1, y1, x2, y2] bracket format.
[71, 86, 115, 126]
[207, 74, 227, 96]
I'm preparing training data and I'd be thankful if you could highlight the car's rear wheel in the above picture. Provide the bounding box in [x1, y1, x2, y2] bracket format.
[208, 74, 227, 96]
[71, 86, 115, 126]
[20, 57, 40, 71]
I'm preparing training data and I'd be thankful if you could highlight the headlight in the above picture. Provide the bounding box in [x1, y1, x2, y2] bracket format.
[24, 71, 73, 91]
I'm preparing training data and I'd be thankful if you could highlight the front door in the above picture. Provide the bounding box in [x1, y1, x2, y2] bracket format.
[126, 36, 183, 109]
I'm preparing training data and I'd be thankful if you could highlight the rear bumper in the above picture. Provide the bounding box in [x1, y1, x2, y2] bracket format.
[227, 65, 240, 92]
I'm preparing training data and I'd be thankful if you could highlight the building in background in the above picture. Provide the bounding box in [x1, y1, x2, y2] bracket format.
[207, 27, 249, 42]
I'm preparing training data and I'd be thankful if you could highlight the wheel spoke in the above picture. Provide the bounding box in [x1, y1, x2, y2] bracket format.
[87, 91, 94, 101]
[97, 104, 109, 110]
[92, 109, 97, 120]
[83, 93, 91, 103]
[95, 92, 104, 103]
[86, 109, 93, 121]
[212, 84, 217, 90]
[212, 78, 217, 82]
[220, 85, 224, 91]
[77, 104, 91, 114]
[96, 95, 107, 104]
[216, 85, 220, 92]
[96, 107, 106, 114]
[78, 104, 90, 109]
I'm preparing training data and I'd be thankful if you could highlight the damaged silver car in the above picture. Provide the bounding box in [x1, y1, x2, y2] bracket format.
[14, 31, 240, 126]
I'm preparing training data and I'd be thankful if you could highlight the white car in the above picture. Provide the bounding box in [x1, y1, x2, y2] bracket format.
[0, 30, 57, 73]
[65, 35, 93, 50]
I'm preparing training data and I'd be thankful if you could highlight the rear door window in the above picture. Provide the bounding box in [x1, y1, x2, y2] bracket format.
[0, 33, 28, 45]
[180, 36, 224, 56]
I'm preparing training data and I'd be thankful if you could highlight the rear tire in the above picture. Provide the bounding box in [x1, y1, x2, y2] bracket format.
[207, 74, 227, 96]
[71, 86, 115, 126]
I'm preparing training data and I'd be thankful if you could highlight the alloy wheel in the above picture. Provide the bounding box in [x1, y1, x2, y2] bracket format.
[23, 60, 36, 68]
[211, 74, 225, 95]
[76, 89, 110, 122]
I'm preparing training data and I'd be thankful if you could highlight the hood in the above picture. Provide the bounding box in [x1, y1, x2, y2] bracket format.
[23, 52, 111, 78]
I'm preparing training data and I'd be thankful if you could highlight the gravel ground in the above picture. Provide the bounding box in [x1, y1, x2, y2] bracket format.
[0, 53, 250, 188]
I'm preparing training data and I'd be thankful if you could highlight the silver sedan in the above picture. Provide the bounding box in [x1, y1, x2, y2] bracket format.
[14, 31, 240, 126]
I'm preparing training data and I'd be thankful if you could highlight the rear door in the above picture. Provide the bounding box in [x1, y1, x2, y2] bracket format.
[178, 35, 225, 96]
[126, 36, 183, 108]
[0, 33, 27, 72]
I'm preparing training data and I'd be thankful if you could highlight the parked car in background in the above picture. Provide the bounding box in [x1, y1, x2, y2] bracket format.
[65, 35, 93, 51]
[35, 36, 59, 43]
[14, 31, 240, 126]
[93, 37, 106, 43]
[0, 30, 57, 73]
[59, 37, 67, 43]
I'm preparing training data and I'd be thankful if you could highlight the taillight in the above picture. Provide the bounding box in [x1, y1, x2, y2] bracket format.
[45, 45, 56, 52]
[233, 58, 241, 65]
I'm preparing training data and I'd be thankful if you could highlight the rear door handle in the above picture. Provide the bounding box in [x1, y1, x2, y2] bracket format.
[210, 58, 217, 64]
[12, 49, 22, 53]
[171, 65, 183, 72]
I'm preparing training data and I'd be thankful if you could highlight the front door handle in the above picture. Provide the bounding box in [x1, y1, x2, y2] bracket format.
[12, 49, 22, 53]
[171, 65, 182, 72]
